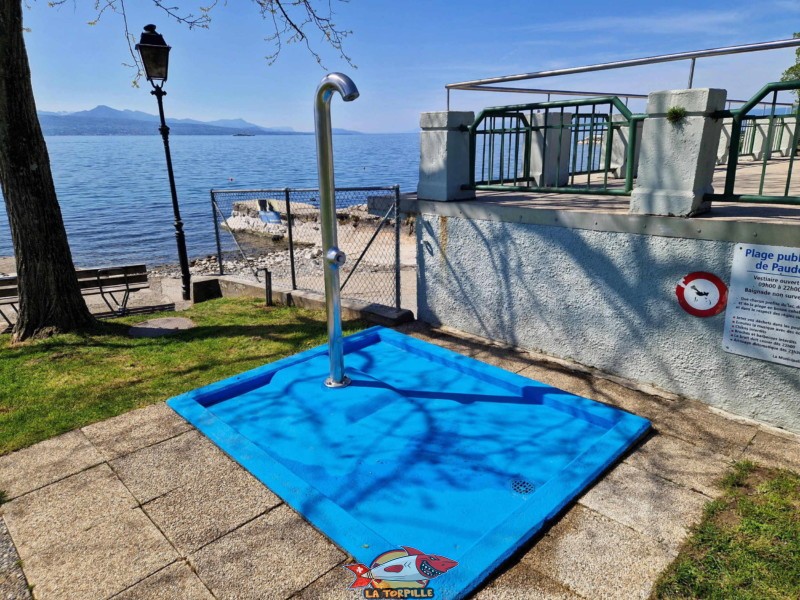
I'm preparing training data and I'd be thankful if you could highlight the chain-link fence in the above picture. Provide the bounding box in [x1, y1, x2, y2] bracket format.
[210, 186, 401, 309]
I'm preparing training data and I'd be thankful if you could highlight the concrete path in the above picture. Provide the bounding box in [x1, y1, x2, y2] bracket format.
[1, 323, 799, 600]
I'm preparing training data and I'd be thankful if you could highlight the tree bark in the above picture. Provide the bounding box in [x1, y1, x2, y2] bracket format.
[0, 0, 95, 341]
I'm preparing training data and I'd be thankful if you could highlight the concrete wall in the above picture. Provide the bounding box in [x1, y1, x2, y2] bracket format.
[610, 115, 643, 179]
[416, 208, 800, 433]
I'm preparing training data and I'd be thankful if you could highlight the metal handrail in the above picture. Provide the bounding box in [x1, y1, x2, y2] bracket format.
[452, 85, 794, 110]
[446, 38, 800, 108]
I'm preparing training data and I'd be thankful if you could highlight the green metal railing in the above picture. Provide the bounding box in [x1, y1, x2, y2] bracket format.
[468, 96, 645, 196]
[708, 81, 800, 205]
[737, 113, 795, 156]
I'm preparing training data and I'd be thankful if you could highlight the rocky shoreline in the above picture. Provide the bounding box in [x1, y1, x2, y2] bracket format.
[149, 246, 326, 281]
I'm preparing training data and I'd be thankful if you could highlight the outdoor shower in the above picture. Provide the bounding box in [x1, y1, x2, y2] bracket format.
[314, 73, 359, 388]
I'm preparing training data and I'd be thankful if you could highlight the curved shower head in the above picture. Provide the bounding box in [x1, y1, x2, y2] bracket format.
[316, 72, 360, 104]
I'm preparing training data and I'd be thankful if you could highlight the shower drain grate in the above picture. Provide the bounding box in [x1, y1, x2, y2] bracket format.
[511, 479, 535, 495]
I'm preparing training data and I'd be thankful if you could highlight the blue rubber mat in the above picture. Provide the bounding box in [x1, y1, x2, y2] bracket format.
[168, 326, 650, 599]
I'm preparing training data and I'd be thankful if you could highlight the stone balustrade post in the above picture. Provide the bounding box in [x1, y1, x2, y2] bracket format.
[630, 88, 727, 216]
[528, 112, 573, 187]
[418, 111, 475, 201]
[716, 117, 733, 165]
[610, 114, 643, 179]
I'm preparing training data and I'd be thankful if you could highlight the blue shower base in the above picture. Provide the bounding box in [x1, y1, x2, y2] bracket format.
[168, 326, 650, 599]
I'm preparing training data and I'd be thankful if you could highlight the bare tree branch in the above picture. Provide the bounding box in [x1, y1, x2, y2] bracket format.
[47, 0, 353, 82]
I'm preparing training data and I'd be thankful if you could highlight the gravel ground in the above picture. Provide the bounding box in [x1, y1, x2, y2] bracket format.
[0, 519, 30, 600]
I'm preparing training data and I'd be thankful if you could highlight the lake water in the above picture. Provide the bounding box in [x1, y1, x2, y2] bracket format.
[0, 133, 418, 267]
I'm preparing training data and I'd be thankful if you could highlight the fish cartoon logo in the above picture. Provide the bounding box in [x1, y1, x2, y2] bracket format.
[344, 546, 458, 597]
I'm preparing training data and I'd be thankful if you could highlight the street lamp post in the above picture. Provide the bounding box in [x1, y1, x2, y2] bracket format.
[136, 24, 191, 301]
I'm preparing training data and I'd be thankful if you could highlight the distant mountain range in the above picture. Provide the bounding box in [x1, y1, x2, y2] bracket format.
[37, 105, 362, 136]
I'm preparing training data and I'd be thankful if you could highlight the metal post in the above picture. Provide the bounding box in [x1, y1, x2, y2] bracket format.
[284, 188, 297, 290]
[314, 73, 359, 388]
[687, 58, 696, 88]
[153, 86, 191, 301]
[394, 185, 401, 311]
[210, 191, 224, 276]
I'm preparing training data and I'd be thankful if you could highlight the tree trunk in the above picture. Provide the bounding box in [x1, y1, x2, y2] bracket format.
[0, 0, 95, 341]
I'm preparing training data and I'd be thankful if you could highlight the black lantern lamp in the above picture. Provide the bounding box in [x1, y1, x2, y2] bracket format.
[135, 24, 171, 84]
[135, 25, 191, 301]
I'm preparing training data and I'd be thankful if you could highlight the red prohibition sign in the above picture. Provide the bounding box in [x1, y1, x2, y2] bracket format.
[675, 272, 728, 317]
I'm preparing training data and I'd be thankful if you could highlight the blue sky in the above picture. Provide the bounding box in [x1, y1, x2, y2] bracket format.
[24, 0, 800, 133]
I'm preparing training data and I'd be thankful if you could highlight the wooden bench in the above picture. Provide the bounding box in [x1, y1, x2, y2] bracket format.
[0, 264, 152, 330]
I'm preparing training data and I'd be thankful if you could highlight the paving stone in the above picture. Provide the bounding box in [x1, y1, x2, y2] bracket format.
[474, 562, 585, 599]
[22, 508, 176, 600]
[112, 561, 214, 600]
[742, 429, 800, 472]
[516, 364, 623, 407]
[111, 430, 235, 503]
[190, 504, 345, 600]
[406, 328, 486, 358]
[2, 464, 138, 558]
[128, 317, 196, 338]
[292, 562, 361, 600]
[473, 347, 533, 374]
[624, 433, 732, 498]
[144, 462, 282, 553]
[0, 430, 103, 500]
[647, 402, 758, 459]
[579, 462, 708, 550]
[524, 505, 675, 600]
[0, 518, 30, 600]
[83, 403, 192, 461]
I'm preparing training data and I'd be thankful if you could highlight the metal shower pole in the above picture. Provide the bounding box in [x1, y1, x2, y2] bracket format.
[313, 73, 359, 388]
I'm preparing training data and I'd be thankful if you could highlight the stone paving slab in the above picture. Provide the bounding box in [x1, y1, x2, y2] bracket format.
[82, 403, 192, 461]
[578, 462, 709, 551]
[111, 430, 236, 503]
[524, 505, 676, 600]
[473, 563, 586, 599]
[128, 317, 196, 339]
[112, 561, 214, 600]
[742, 429, 800, 472]
[291, 562, 360, 600]
[190, 504, 345, 600]
[472, 346, 533, 374]
[624, 433, 732, 498]
[648, 402, 758, 459]
[144, 461, 282, 553]
[0, 430, 103, 500]
[22, 508, 176, 600]
[2, 464, 138, 558]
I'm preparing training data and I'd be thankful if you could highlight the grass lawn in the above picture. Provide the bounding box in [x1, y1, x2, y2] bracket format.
[653, 461, 800, 600]
[0, 298, 364, 455]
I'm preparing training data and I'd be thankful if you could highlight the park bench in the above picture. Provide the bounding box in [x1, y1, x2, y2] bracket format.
[0, 264, 154, 331]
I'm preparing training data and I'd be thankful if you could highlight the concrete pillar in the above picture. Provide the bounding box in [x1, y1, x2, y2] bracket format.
[716, 118, 733, 165]
[610, 115, 643, 179]
[528, 112, 572, 187]
[749, 118, 773, 161]
[630, 88, 727, 217]
[418, 111, 475, 201]
[777, 116, 797, 157]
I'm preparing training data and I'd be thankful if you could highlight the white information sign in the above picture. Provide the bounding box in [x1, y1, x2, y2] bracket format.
[723, 243, 800, 369]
